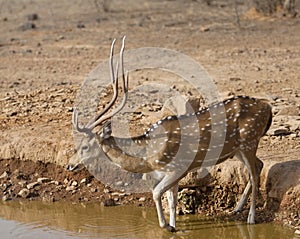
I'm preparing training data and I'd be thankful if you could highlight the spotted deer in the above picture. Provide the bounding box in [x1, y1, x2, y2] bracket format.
[67, 37, 272, 232]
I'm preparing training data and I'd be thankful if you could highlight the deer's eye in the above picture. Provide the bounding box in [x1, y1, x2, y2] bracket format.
[82, 145, 89, 151]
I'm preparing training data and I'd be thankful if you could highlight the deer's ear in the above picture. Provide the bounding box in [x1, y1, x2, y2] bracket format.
[104, 121, 112, 133]
[103, 122, 112, 138]
[98, 121, 112, 140]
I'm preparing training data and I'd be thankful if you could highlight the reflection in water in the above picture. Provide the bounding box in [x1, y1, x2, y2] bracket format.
[0, 201, 294, 239]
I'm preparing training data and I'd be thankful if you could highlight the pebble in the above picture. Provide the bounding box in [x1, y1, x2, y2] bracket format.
[295, 229, 300, 235]
[18, 188, 30, 198]
[50, 180, 60, 185]
[20, 22, 36, 31]
[18, 181, 27, 187]
[77, 22, 85, 28]
[80, 178, 87, 184]
[180, 188, 196, 195]
[71, 181, 78, 187]
[2, 183, 9, 192]
[2, 195, 11, 201]
[37, 177, 51, 183]
[26, 181, 39, 189]
[27, 13, 39, 21]
[102, 198, 116, 207]
[138, 197, 146, 202]
[90, 188, 97, 193]
[268, 127, 290, 136]
[200, 26, 210, 32]
[0, 171, 9, 179]
[66, 186, 75, 191]
[115, 181, 123, 186]
[56, 35, 65, 41]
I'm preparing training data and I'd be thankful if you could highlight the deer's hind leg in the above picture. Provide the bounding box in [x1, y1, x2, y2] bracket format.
[234, 150, 263, 224]
[166, 184, 178, 229]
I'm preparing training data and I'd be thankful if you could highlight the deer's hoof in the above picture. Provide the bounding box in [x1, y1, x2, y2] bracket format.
[165, 224, 176, 233]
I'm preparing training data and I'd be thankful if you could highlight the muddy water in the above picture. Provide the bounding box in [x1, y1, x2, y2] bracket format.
[0, 201, 295, 239]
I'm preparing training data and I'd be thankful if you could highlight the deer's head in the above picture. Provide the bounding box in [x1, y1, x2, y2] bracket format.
[67, 36, 128, 172]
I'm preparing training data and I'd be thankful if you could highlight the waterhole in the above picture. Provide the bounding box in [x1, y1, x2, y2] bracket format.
[0, 201, 295, 239]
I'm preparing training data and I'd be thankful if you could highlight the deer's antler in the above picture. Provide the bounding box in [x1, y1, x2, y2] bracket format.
[72, 36, 128, 133]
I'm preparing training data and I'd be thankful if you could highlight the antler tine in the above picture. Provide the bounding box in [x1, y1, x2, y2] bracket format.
[72, 108, 92, 134]
[91, 71, 128, 126]
[87, 36, 128, 130]
[85, 38, 120, 128]
[110, 38, 117, 84]
[120, 36, 126, 89]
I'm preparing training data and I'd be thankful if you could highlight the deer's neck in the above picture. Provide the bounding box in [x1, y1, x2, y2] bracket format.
[98, 134, 154, 173]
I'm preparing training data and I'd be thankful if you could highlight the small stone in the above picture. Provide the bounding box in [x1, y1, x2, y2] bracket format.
[255, 66, 261, 71]
[18, 188, 30, 198]
[2, 96, 11, 101]
[20, 22, 36, 31]
[115, 181, 123, 186]
[103, 198, 116, 207]
[37, 177, 51, 183]
[268, 127, 290, 136]
[295, 229, 300, 235]
[138, 197, 146, 202]
[71, 181, 78, 187]
[2, 195, 11, 201]
[18, 181, 27, 187]
[50, 180, 60, 185]
[0, 171, 9, 179]
[66, 186, 75, 191]
[2, 183, 10, 192]
[27, 181, 40, 189]
[290, 133, 298, 139]
[57, 35, 64, 41]
[200, 26, 210, 32]
[27, 13, 39, 21]
[80, 178, 87, 184]
[40, 103, 48, 109]
[180, 188, 196, 195]
[63, 178, 69, 184]
[90, 188, 97, 193]
[77, 22, 85, 28]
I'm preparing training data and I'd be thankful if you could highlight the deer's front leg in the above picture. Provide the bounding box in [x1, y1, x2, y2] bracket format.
[166, 184, 178, 229]
[153, 190, 167, 228]
[153, 174, 178, 232]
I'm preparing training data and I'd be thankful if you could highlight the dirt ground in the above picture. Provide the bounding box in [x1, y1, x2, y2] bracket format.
[0, 0, 299, 230]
